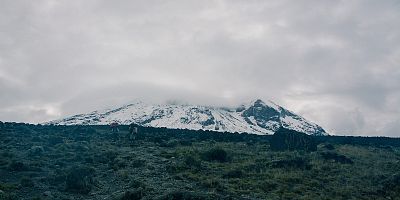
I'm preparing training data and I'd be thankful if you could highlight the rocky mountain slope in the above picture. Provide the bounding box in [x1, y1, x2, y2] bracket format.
[46, 99, 327, 135]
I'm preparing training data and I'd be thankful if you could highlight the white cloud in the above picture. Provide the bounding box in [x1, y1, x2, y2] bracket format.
[0, 0, 399, 136]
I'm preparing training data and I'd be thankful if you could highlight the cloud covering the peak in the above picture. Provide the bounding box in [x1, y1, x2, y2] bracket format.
[1, 0, 399, 136]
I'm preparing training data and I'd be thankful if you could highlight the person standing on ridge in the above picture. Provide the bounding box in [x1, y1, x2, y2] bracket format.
[110, 122, 119, 132]
[129, 123, 139, 141]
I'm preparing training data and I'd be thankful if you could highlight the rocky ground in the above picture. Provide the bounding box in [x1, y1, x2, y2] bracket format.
[0, 123, 400, 200]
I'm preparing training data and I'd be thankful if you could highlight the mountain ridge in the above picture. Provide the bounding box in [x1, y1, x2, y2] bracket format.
[46, 99, 327, 136]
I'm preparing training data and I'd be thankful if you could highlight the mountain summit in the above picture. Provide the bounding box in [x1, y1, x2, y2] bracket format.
[47, 99, 327, 135]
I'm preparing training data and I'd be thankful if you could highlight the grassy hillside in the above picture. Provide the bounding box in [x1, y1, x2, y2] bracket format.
[0, 122, 399, 200]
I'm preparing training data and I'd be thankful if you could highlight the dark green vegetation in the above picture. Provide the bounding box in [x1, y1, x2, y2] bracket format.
[0, 122, 400, 199]
[270, 128, 317, 152]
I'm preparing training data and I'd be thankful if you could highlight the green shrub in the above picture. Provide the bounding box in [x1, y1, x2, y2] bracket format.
[159, 140, 178, 148]
[131, 159, 145, 168]
[111, 158, 128, 171]
[0, 158, 8, 167]
[323, 143, 335, 150]
[222, 169, 243, 179]
[156, 190, 209, 200]
[129, 179, 146, 189]
[152, 137, 164, 144]
[270, 128, 317, 152]
[95, 150, 118, 164]
[28, 146, 44, 157]
[271, 158, 312, 170]
[320, 152, 353, 164]
[104, 150, 118, 162]
[48, 136, 64, 146]
[378, 174, 400, 198]
[201, 179, 225, 191]
[20, 177, 34, 187]
[260, 180, 278, 192]
[179, 140, 193, 146]
[120, 189, 144, 200]
[165, 165, 178, 174]
[65, 166, 95, 194]
[159, 151, 176, 159]
[0, 183, 17, 192]
[1, 152, 13, 159]
[48, 171, 66, 186]
[0, 191, 18, 200]
[184, 155, 201, 170]
[9, 161, 27, 171]
[202, 148, 229, 162]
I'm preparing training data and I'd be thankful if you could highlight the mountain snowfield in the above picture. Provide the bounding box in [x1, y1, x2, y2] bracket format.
[46, 99, 327, 136]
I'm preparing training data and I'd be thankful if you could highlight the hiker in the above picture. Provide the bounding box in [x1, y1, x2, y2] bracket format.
[110, 122, 119, 133]
[128, 123, 139, 141]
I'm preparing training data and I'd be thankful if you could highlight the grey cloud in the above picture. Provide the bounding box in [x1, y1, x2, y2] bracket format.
[382, 120, 400, 137]
[0, 0, 399, 136]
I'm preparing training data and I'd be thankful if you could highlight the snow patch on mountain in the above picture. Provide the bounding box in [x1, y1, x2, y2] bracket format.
[46, 99, 327, 136]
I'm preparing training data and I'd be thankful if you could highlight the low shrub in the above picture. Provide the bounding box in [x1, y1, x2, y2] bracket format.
[201, 179, 225, 191]
[48, 170, 66, 186]
[0, 183, 17, 192]
[0, 191, 18, 200]
[270, 128, 317, 152]
[28, 146, 44, 156]
[378, 174, 400, 198]
[72, 127, 96, 135]
[95, 150, 118, 164]
[0, 158, 8, 167]
[129, 179, 146, 189]
[48, 136, 64, 146]
[320, 152, 354, 164]
[111, 158, 128, 171]
[152, 137, 164, 144]
[158, 139, 178, 148]
[271, 158, 312, 170]
[201, 148, 229, 162]
[156, 190, 210, 200]
[9, 161, 27, 171]
[323, 144, 335, 150]
[104, 150, 118, 162]
[131, 159, 145, 168]
[1, 152, 13, 159]
[65, 166, 95, 194]
[120, 189, 144, 200]
[20, 177, 34, 187]
[184, 155, 201, 170]
[260, 180, 278, 192]
[179, 140, 193, 146]
[222, 169, 243, 179]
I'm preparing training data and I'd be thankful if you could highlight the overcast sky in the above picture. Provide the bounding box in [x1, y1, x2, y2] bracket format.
[1, 0, 399, 136]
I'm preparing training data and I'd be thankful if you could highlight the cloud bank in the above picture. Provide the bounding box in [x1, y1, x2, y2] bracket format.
[1, 0, 399, 136]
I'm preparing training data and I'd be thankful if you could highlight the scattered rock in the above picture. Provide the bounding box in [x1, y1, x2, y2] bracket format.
[29, 146, 45, 156]
[43, 191, 53, 198]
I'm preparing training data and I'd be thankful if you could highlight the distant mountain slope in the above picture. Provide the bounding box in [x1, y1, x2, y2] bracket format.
[46, 99, 327, 135]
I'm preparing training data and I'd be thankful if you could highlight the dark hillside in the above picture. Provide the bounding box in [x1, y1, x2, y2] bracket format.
[0, 122, 399, 199]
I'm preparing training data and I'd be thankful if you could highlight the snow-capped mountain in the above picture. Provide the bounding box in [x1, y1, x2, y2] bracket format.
[46, 99, 327, 136]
